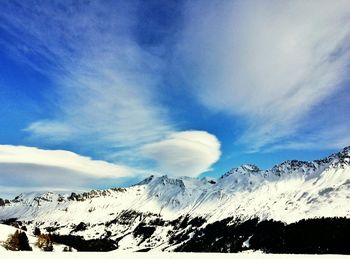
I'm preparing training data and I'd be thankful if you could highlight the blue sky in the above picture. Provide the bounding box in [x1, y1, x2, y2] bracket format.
[0, 0, 350, 196]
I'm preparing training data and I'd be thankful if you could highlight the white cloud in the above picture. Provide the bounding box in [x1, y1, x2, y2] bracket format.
[265, 124, 350, 153]
[178, 0, 350, 151]
[141, 131, 221, 177]
[24, 121, 74, 143]
[0, 145, 142, 196]
[0, 145, 135, 178]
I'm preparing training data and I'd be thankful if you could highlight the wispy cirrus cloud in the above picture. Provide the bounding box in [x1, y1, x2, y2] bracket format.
[0, 0, 172, 149]
[177, 0, 350, 151]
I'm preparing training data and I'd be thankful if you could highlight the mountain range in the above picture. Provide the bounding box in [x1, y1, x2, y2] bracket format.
[0, 146, 350, 252]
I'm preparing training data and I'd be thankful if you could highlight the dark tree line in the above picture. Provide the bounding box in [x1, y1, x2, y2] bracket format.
[49, 234, 118, 251]
[2, 215, 350, 253]
[176, 217, 350, 254]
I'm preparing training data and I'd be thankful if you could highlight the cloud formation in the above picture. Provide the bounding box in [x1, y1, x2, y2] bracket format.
[0, 145, 135, 178]
[178, 0, 350, 151]
[141, 131, 221, 177]
[0, 145, 140, 197]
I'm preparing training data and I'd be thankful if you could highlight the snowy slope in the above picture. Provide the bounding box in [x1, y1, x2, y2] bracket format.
[0, 146, 349, 251]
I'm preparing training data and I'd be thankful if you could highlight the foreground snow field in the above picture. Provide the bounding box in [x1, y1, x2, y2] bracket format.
[1, 252, 350, 259]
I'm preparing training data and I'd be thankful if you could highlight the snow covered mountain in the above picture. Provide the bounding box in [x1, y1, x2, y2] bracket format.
[0, 146, 349, 252]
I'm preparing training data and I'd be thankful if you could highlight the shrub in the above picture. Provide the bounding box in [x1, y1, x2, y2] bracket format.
[21, 226, 27, 231]
[37, 234, 53, 251]
[33, 227, 41, 236]
[4, 230, 32, 251]
[63, 246, 73, 252]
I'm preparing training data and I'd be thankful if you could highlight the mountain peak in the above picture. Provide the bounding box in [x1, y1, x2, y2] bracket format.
[150, 175, 185, 188]
[134, 175, 156, 186]
[341, 146, 350, 153]
[339, 146, 350, 160]
[220, 164, 261, 179]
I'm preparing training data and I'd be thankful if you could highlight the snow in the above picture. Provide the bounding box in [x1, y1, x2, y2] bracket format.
[1, 161, 349, 230]
[0, 146, 349, 251]
[242, 235, 252, 248]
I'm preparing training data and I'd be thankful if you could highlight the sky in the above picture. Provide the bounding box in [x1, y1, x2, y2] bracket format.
[0, 0, 350, 197]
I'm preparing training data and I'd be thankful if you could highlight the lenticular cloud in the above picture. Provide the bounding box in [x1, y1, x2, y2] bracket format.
[141, 131, 221, 177]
